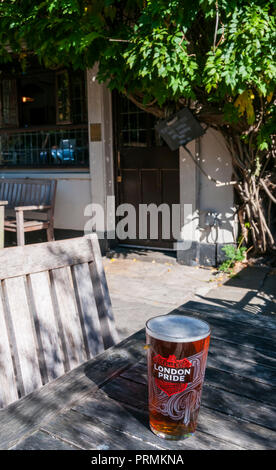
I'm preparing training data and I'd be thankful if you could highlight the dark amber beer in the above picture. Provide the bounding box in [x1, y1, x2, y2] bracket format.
[146, 314, 210, 440]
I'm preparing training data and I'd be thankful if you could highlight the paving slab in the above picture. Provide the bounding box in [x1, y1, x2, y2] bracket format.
[103, 257, 216, 340]
[200, 266, 276, 316]
[103, 256, 276, 341]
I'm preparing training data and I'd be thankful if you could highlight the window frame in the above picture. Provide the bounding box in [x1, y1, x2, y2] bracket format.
[0, 68, 89, 170]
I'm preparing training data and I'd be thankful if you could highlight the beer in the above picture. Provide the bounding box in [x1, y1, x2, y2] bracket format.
[146, 314, 210, 440]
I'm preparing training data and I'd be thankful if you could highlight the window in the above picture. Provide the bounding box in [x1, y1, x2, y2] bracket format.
[118, 95, 164, 148]
[0, 66, 88, 168]
[20, 71, 56, 127]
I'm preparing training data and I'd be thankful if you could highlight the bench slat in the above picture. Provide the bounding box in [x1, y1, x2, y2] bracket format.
[90, 236, 119, 348]
[71, 263, 105, 359]
[51, 266, 87, 371]
[0, 284, 18, 407]
[28, 271, 65, 383]
[3, 276, 42, 397]
[0, 237, 95, 279]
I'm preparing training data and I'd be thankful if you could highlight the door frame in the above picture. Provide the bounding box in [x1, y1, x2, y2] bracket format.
[112, 92, 180, 251]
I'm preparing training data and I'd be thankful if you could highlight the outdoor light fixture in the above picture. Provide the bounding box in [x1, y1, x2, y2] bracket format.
[22, 96, 34, 103]
[155, 108, 205, 151]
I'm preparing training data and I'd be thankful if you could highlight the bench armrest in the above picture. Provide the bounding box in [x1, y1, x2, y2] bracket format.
[14, 205, 52, 211]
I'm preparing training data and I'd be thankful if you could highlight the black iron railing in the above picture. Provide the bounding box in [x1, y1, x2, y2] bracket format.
[0, 125, 89, 168]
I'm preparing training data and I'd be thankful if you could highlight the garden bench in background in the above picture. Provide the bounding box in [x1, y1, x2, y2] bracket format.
[0, 178, 57, 246]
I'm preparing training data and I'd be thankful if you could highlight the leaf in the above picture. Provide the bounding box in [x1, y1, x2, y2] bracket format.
[267, 91, 273, 103]
[234, 90, 255, 124]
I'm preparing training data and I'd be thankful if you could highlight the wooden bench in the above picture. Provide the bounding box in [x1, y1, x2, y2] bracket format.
[0, 178, 57, 246]
[0, 234, 119, 408]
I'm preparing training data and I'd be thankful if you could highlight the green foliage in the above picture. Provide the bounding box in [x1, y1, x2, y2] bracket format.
[219, 244, 247, 274]
[0, 0, 275, 149]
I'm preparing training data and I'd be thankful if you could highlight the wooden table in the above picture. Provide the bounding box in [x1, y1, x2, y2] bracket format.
[0, 201, 8, 249]
[1, 302, 275, 450]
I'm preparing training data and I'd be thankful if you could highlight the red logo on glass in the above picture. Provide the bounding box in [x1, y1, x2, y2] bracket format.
[153, 354, 194, 396]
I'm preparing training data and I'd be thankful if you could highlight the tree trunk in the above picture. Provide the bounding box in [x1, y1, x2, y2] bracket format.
[223, 132, 276, 254]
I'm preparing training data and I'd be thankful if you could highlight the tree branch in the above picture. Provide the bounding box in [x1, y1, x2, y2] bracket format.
[260, 178, 276, 204]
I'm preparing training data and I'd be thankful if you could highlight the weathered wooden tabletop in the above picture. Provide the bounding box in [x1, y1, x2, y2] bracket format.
[1, 302, 275, 450]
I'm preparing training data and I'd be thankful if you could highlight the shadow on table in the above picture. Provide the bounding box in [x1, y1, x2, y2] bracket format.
[83, 294, 276, 449]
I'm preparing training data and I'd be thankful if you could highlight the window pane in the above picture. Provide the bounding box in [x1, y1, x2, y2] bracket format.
[71, 71, 87, 124]
[20, 72, 56, 127]
[119, 95, 163, 148]
[0, 128, 89, 167]
[56, 71, 71, 123]
[1, 79, 18, 127]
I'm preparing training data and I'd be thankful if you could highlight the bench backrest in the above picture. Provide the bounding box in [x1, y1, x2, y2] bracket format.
[0, 178, 56, 209]
[0, 234, 119, 408]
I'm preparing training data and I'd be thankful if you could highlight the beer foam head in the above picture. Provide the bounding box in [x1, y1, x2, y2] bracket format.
[146, 314, 210, 343]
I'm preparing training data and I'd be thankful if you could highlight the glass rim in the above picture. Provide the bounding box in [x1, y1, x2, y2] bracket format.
[145, 313, 211, 343]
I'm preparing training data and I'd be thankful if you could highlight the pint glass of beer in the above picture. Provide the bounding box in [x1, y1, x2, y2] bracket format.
[146, 314, 210, 440]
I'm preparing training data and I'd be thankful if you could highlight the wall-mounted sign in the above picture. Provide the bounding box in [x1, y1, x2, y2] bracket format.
[90, 123, 102, 142]
[155, 108, 205, 151]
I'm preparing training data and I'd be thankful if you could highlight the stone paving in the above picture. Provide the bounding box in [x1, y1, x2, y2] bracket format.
[103, 256, 276, 341]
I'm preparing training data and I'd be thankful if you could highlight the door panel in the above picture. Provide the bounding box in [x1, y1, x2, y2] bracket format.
[114, 94, 179, 249]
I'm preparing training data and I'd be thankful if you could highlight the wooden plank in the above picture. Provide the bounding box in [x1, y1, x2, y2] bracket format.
[205, 367, 276, 406]
[0, 205, 4, 249]
[20, 182, 27, 207]
[7, 182, 14, 205]
[207, 349, 276, 385]
[180, 307, 276, 344]
[2, 277, 42, 398]
[14, 205, 52, 211]
[5, 220, 48, 229]
[50, 266, 86, 371]
[201, 383, 276, 430]
[132, 337, 276, 385]
[28, 271, 65, 383]
[177, 310, 276, 354]
[0, 329, 145, 449]
[11, 430, 80, 450]
[123, 339, 276, 387]
[89, 233, 119, 348]
[0, 236, 95, 280]
[34, 183, 41, 206]
[181, 301, 276, 331]
[207, 336, 276, 370]
[197, 406, 276, 450]
[72, 393, 245, 450]
[41, 409, 161, 450]
[16, 209, 25, 246]
[24, 182, 32, 206]
[71, 263, 105, 359]
[0, 283, 18, 407]
[121, 359, 276, 407]
[107, 370, 276, 430]
[102, 375, 276, 449]
[14, 182, 21, 207]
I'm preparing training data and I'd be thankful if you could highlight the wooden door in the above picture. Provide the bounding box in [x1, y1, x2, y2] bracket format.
[114, 94, 179, 249]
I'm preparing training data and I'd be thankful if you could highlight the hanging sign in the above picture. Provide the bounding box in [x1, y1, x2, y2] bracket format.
[155, 108, 205, 151]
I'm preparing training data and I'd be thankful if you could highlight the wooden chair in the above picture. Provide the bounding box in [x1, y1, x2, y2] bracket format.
[0, 178, 57, 246]
[0, 234, 119, 408]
